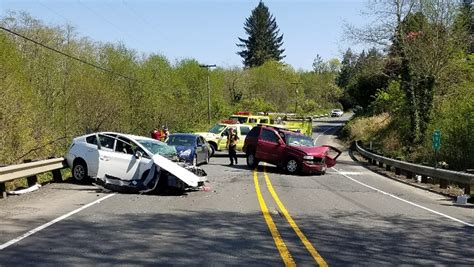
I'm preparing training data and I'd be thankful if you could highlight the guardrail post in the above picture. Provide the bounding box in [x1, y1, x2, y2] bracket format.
[421, 175, 428, 183]
[439, 179, 448, 189]
[395, 157, 402, 175]
[406, 160, 414, 179]
[378, 161, 384, 168]
[23, 159, 38, 187]
[52, 169, 62, 183]
[386, 164, 391, 171]
[0, 183, 6, 199]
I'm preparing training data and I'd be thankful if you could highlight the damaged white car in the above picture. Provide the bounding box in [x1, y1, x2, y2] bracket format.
[65, 132, 207, 193]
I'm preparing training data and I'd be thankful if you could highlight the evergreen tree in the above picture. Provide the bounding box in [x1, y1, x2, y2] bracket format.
[237, 1, 285, 68]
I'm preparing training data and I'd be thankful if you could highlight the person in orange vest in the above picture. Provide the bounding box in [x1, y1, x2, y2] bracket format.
[162, 126, 169, 142]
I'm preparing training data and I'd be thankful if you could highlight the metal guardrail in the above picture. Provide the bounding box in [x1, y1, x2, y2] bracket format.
[0, 157, 67, 198]
[355, 141, 474, 196]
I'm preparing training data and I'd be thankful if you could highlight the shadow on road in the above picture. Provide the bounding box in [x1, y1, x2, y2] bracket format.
[0, 208, 472, 265]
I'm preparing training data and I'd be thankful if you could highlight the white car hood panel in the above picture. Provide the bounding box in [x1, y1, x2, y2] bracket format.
[152, 154, 200, 187]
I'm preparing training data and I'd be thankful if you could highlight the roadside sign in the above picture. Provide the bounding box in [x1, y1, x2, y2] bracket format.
[432, 130, 441, 151]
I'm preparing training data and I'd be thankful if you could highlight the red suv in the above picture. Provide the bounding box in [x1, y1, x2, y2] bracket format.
[243, 125, 341, 174]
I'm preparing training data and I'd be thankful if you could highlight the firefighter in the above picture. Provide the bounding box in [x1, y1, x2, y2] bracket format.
[226, 127, 239, 165]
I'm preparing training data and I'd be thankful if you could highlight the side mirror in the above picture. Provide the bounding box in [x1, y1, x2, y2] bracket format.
[134, 150, 143, 159]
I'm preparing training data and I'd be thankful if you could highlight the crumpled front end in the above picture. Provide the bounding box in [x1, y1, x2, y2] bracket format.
[94, 154, 207, 194]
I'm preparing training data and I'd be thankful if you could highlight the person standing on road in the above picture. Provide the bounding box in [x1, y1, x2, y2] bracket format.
[226, 127, 239, 165]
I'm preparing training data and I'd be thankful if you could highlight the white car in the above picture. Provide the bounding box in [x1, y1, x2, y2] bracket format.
[330, 109, 344, 117]
[65, 132, 206, 191]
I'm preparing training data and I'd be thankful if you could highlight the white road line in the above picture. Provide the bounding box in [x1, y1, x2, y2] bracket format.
[332, 168, 474, 227]
[314, 125, 338, 143]
[0, 193, 116, 250]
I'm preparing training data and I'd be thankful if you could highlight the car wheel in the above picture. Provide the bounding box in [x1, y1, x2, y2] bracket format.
[193, 154, 198, 166]
[286, 159, 299, 174]
[209, 143, 216, 157]
[246, 152, 259, 168]
[72, 160, 88, 183]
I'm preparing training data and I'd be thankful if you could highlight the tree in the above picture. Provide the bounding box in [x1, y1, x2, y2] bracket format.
[237, 1, 285, 68]
[312, 54, 326, 73]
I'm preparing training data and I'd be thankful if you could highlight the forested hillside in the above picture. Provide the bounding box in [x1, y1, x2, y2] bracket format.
[0, 12, 341, 165]
[340, 0, 473, 171]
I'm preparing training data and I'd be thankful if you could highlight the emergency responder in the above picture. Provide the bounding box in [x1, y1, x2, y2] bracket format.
[151, 128, 160, 140]
[162, 126, 169, 142]
[226, 127, 239, 165]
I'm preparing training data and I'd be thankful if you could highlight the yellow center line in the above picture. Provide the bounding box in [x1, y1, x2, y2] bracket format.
[263, 165, 328, 267]
[253, 169, 296, 266]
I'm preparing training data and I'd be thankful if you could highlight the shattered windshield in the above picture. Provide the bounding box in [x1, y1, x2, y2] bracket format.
[285, 134, 315, 147]
[137, 139, 177, 158]
[208, 124, 226, 134]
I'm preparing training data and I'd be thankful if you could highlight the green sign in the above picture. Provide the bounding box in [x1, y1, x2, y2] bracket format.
[432, 130, 441, 151]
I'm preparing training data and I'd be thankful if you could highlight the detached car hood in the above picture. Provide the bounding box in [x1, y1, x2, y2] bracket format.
[152, 154, 201, 187]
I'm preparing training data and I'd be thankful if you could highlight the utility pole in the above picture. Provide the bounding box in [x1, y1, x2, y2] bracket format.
[291, 81, 303, 114]
[199, 64, 217, 125]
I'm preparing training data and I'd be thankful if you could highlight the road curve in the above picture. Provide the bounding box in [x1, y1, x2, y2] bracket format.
[0, 115, 472, 265]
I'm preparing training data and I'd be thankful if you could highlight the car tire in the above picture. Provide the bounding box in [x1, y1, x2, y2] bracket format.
[246, 152, 259, 168]
[209, 143, 216, 157]
[286, 158, 300, 174]
[72, 159, 88, 183]
[193, 154, 198, 166]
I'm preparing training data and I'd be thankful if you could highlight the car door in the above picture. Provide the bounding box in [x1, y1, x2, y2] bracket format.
[97, 134, 140, 181]
[196, 136, 206, 163]
[256, 129, 284, 164]
[237, 126, 251, 151]
[83, 135, 101, 177]
[322, 145, 342, 168]
[216, 126, 229, 151]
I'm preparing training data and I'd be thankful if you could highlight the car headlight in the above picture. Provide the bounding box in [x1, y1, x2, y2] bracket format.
[179, 149, 192, 157]
[303, 155, 314, 160]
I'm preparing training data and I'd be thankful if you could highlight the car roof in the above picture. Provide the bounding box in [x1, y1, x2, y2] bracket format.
[81, 131, 158, 142]
[257, 125, 305, 136]
[218, 123, 249, 127]
[168, 133, 199, 138]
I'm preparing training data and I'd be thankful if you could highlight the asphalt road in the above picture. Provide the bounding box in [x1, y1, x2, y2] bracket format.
[1, 114, 473, 265]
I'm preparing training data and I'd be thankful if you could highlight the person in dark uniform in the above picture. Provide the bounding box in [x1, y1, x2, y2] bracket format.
[226, 127, 239, 165]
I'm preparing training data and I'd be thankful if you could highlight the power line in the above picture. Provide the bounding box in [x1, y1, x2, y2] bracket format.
[0, 26, 139, 82]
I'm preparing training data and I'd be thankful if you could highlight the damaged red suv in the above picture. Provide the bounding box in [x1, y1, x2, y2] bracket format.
[243, 125, 341, 174]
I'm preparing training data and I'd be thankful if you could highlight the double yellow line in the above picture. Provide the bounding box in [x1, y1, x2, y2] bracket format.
[253, 166, 328, 266]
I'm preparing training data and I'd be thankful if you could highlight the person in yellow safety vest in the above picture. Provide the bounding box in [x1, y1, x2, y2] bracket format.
[226, 127, 239, 165]
[161, 126, 169, 142]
